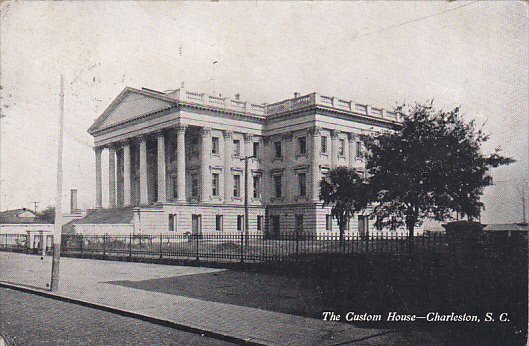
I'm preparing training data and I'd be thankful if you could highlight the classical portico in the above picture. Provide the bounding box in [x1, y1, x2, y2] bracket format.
[89, 87, 398, 235]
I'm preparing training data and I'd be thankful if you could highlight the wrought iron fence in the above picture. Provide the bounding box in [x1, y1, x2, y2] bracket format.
[2, 232, 519, 264]
[55, 232, 454, 263]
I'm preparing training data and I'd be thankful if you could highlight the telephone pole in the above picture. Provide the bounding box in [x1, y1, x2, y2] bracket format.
[50, 75, 64, 291]
[241, 155, 254, 246]
[31, 201, 39, 214]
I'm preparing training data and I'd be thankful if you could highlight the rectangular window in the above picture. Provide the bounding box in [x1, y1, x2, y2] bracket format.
[212, 137, 219, 155]
[172, 176, 178, 198]
[295, 215, 304, 232]
[257, 215, 263, 231]
[191, 175, 199, 197]
[339, 139, 346, 156]
[233, 139, 241, 157]
[298, 137, 307, 155]
[233, 174, 241, 197]
[298, 172, 306, 196]
[169, 214, 176, 232]
[253, 142, 259, 158]
[215, 215, 223, 231]
[253, 175, 261, 198]
[237, 215, 244, 231]
[326, 214, 332, 231]
[212, 173, 219, 196]
[356, 141, 362, 158]
[274, 141, 282, 158]
[321, 136, 327, 154]
[274, 175, 282, 198]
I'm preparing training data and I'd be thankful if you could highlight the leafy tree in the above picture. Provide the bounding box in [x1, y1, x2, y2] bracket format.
[363, 102, 514, 237]
[37, 206, 55, 223]
[320, 167, 371, 243]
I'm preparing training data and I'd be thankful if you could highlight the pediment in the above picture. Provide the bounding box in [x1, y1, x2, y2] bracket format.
[89, 88, 175, 133]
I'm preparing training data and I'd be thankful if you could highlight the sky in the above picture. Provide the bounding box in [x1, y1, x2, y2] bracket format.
[0, 1, 527, 223]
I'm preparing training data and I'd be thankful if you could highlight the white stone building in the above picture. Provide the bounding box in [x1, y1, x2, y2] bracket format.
[84, 87, 399, 236]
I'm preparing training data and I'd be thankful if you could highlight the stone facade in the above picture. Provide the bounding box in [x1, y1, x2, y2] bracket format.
[88, 88, 399, 235]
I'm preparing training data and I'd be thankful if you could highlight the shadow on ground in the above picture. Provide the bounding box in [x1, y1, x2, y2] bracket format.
[109, 235, 528, 345]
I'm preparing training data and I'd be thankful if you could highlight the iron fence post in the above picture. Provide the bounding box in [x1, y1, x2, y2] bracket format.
[129, 234, 132, 257]
[103, 235, 106, 256]
[240, 231, 244, 264]
[80, 234, 83, 255]
[295, 229, 299, 261]
[196, 234, 199, 261]
[159, 234, 163, 259]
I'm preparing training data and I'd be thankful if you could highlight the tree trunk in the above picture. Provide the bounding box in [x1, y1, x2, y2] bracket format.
[339, 224, 345, 245]
[405, 209, 417, 254]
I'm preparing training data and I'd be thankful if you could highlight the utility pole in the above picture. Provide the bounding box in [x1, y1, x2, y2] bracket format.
[50, 75, 64, 291]
[212, 60, 218, 95]
[31, 201, 39, 214]
[242, 155, 254, 246]
[519, 186, 527, 224]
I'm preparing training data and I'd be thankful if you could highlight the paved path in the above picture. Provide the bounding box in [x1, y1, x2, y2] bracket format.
[0, 287, 232, 346]
[0, 252, 393, 345]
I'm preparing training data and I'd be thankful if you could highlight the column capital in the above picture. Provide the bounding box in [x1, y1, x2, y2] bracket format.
[175, 124, 188, 134]
[281, 131, 293, 141]
[222, 130, 233, 139]
[94, 145, 104, 153]
[308, 126, 322, 136]
[154, 130, 166, 138]
[117, 139, 131, 147]
[330, 129, 341, 139]
[137, 134, 147, 142]
[201, 127, 212, 137]
[347, 132, 358, 141]
[243, 133, 253, 143]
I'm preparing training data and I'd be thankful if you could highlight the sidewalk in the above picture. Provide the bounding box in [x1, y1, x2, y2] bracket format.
[0, 252, 393, 345]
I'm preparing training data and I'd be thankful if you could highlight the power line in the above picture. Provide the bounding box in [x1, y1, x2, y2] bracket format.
[354, 1, 477, 39]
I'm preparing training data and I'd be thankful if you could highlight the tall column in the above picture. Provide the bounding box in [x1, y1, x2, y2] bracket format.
[157, 132, 167, 202]
[311, 127, 322, 201]
[95, 147, 103, 208]
[282, 132, 293, 202]
[108, 145, 117, 207]
[348, 133, 356, 168]
[138, 136, 148, 205]
[244, 134, 253, 201]
[223, 130, 233, 202]
[330, 130, 339, 168]
[116, 147, 124, 206]
[200, 127, 212, 203]
[176, 125, 187, 202]
[123, 141, 132, 206]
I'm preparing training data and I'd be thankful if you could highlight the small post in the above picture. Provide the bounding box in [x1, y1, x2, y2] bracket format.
[26, 231, 31, 254]
[40, 231, 45, 256]
[103, 234, 106, 256]
[79, 234, 83, 256]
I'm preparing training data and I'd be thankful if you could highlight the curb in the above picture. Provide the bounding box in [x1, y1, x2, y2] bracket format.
[0, 281, 265, 346]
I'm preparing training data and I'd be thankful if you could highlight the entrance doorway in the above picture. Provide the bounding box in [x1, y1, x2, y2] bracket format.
[270, 215, 280, 239]
[358, 215, 369, 239]
[192, 214, 202, 235]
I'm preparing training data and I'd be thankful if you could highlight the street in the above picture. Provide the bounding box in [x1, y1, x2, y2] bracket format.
[0, 287, 233, 346]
